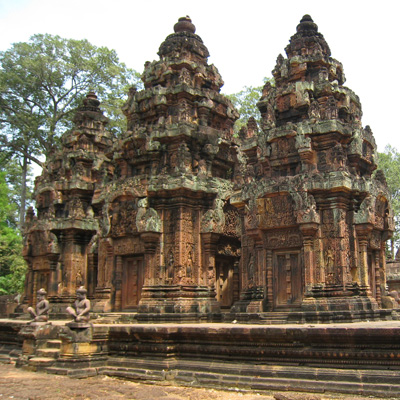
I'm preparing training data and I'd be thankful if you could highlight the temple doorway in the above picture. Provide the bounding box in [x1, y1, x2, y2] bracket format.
[216, 256, 237, 308]
[121, 256, 144, 310]
[273, 251, 303, 308]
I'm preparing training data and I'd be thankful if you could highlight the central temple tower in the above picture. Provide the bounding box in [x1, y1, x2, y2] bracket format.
[99, 16, 242, 319]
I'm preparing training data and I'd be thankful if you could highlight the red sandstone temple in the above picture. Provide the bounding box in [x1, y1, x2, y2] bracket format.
[22, 15, 395, 323]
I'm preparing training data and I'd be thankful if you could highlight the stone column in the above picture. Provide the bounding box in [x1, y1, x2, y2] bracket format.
[48, 256, 59, 297]
[201, 233, 219, 289]
[374, 251, 381, 306]
[299, 223, 319, 294]
[256, 242, 265, 287]
[62, 231, 75, 295]
[266, 249, 273, 310]
[114, 255, 123, 311]
[32, 271, 38, 308]
[355, 223, 373, 291]
[141, 232, 161, 286]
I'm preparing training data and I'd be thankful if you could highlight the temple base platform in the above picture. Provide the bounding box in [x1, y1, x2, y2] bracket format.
[2, 318, 400, 397]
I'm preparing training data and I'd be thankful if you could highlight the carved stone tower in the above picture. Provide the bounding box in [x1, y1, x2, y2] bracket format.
[93, 16, 242, 318]
[22, 16, 395, 323]
[231, 15, 394, 320]
[23, 92, 113, 313]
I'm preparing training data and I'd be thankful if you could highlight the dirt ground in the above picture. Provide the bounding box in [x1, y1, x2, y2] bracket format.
[0, 362, 391, 400]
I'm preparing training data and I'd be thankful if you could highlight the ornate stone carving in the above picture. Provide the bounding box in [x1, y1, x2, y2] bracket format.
[22, 15, 393, 322]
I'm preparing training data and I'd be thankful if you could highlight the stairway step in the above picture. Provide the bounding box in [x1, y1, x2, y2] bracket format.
[46, 340, 62, 349]
[36, 348, 60, 359]
[26, 357, 55, 371]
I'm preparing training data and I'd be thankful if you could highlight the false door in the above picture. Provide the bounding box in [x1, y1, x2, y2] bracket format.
[121, 256, 144, 310]
[274, 251, 302, 308]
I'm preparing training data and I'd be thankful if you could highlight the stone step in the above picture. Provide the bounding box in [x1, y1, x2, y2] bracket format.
[26, 357, 55, 371]
[180, 372, 400, 397]
[93, 312, 138, 324]
[36, 348, 60, 359]
[46, 339, 62, 349]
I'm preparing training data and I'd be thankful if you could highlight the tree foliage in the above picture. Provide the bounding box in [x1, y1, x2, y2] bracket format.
[0, 33, 141, 167]
[0, 171, 26, 294]
[0, 34, 141, 226]
[0, 155, 33, 226]
[226, 78, 272, 133]
[377, 145, 400, 257]
[226, 85, 262, 132]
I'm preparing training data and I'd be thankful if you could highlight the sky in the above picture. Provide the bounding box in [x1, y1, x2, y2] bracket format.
[0, 0, 398, 154]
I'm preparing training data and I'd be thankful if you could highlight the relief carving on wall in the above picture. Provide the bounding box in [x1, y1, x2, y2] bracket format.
[265, 228, 302, 249]
[201, 198, 225, 233]
[290, 191, 320, 225]
[257, 195, 297, 229]
[223, 206, 242, 238]
[375, 197, 388, 230]
[110, 198, 138, 236]
[370, 231, 382, 250]
[217, 243, 241, 257]
[354, 196, 375, 225]
[136, 198, 162, 232]
[113, 237, 141, 255]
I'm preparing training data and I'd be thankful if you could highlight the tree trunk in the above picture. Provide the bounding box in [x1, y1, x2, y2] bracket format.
[19, 155, 28, 230]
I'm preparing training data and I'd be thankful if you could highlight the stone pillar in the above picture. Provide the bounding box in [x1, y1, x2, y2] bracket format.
[48, 256, 59, 297]
[141, 232, 161, 286]
[355, 223, 373, 290]
[201, 233, 219, 289]
[266, 249, 273, 310]
[375, 251, 381, 306]
[32, 272, 38, 308]
[256, 242, 265, 287]
[381, 243, 387, 297]
[299, 223, 319, 294]
[63, 231, 75, 295]
[114, 255, 123, 311]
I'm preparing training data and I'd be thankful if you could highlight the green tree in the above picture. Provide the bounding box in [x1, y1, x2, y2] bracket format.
[0, 34, 141, 225]
[377, 145, 400, 258]
[226, 78, 273, 133]
[0, 154, 33, 228]
[0, 171, 26, 294]
[226, 85, 262, 133]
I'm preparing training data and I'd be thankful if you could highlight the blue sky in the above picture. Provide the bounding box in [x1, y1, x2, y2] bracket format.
[0, 0, 398, 153]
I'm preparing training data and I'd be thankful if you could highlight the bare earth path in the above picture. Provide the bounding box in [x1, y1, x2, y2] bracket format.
[0, 363, 393, 400]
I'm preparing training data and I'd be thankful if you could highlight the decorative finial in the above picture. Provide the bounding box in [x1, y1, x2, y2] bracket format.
[82, 91, 100, 108]
[174, 16, 196, 34]
[87, 91, 98, 100]
[297, 14, 318, 33]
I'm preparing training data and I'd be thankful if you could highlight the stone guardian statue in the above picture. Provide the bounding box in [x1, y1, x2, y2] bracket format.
[66, 286, 91, 324]
[27, 288, 50, 323]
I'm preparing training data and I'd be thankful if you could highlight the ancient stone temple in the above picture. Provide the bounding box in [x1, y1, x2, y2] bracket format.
[23, 16, 243, 320]
[231, 15, 394, 320]
[22, 15, 395, 323]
